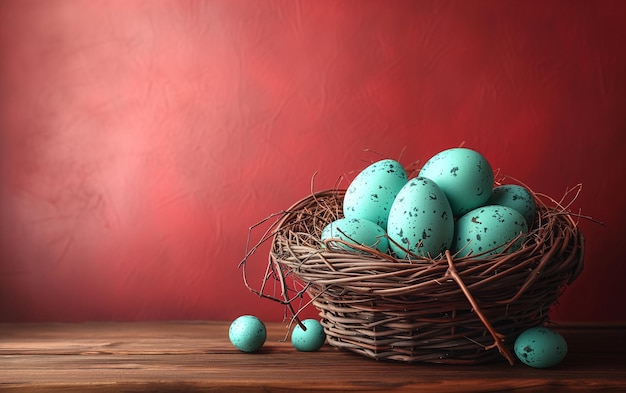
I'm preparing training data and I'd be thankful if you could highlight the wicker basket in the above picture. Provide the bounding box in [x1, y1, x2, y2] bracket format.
[242, 186, 584, 365]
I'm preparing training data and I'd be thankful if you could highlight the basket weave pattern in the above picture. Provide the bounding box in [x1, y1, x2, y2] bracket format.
[248, 188, 584, 364]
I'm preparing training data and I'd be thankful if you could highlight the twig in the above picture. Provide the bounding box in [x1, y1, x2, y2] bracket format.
[444, 250, 516, 365]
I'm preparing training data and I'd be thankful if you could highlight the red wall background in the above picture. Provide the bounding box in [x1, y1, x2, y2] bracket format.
[1, 0, 625, 323]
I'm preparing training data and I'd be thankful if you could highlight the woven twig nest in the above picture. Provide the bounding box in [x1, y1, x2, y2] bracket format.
[241, 185, 584, 365]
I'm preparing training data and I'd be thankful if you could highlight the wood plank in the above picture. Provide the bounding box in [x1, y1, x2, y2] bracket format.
[1, 322, 625, 392]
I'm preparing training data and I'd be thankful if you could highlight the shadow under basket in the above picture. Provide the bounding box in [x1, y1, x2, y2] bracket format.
[255, 188, 584, 365]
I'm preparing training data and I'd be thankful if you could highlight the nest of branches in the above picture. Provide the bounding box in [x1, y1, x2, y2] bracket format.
[240, 184, 585, 365]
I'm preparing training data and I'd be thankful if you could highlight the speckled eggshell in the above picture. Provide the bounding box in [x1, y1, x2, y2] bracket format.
[343, 159, 408, 228]
[514, 326, 568, 368]
[228, 315, 267, 353]
[291, 319, 326, 352]
[419, 148, 494, 217]
[387, 177, 454, 259]
[453, 205, 528, 259]
[321, 217, 389, 253]
[487, 184, 537, 228]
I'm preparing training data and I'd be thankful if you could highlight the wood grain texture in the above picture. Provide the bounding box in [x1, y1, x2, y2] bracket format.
[1, 322, 625, 392]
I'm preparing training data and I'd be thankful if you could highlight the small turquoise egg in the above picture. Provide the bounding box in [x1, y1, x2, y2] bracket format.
[343, 159, 408, 228]
[487, 184, 537, 228]
[291, 319, 326, 352]
[453, 205, 528, 259]
[321, 217, 389, 253]
[514, 326, 568, 368]
[419, 148, 494, 217]
[387, 177, 454, 259]
[229, 315, 267, 353]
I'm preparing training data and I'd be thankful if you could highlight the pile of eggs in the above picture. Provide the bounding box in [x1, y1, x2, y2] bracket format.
[322, 147, 537, 259]
[318, 147, 572, 367]
[231, 149, 572, 367]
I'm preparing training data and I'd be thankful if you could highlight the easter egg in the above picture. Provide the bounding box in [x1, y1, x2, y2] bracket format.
[229, 315, 267, 353]
[321, 217, 389, 253]
[343, 159, 408, 228]
[291, 319, 326, 352]
[387, 177, 454, 259]
[419, 148, 494, 217]
[514, 326, 568, 368]
[453, 205, 528, 259]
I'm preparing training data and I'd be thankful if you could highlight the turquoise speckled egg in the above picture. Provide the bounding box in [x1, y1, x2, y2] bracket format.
[453, 205, 528, 259]
[291, 319, 326, 352]
[514, 326, 568, 368]
[321, 217, 389, 253]
[387, 177, 454, 259]
[229, 315, 267, 353]
[487, 184, 537, 229]
[343, 159, 408, 228]
[419, 148, 494, 217]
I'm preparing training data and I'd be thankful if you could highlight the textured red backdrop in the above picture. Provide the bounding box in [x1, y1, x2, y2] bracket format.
[1, 0, 625, 323]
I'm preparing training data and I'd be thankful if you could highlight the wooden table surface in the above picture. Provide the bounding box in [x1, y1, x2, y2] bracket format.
[1, 321, 625, 392]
